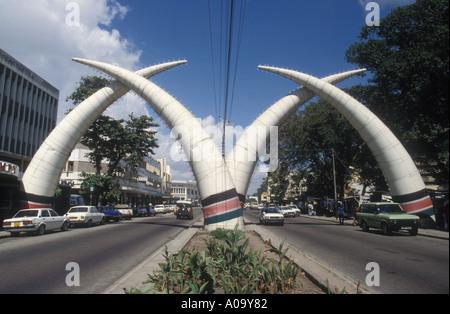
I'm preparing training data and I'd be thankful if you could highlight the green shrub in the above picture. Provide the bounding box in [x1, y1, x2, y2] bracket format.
[125, 225, 300, 294]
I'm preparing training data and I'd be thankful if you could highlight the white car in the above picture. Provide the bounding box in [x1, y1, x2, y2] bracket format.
[115, 204, 133, 220]
[280, 206, 296, 218]
[3, 208, 70, 236]
[288, 205, 301, 216]
[65, 206, 105, 227]
[259, 207, 284, 226]
[154, 204, 165, 214]
[165, 205, 175, 213]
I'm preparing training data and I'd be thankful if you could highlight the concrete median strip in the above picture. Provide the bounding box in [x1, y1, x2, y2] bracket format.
[103, 217, 374, 294]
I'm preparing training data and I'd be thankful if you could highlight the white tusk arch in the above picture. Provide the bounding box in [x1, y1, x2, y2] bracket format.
[226, 68, 367, 205]
[20, 60, 187, 209]
[72, 58, 244, 231]
[258, 65, 434, 225]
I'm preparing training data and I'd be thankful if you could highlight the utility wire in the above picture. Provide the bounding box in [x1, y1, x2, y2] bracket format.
[207, 0, 247, 157]
[222, 0, 235, 156]
[207, 0, 219, 119]
[229, 0, 247, 120]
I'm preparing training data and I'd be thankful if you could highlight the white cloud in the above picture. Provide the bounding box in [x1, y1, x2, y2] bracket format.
[0, 0, 265, 195]
[0, 0, 142, 122]
[153, 115, 265, 194]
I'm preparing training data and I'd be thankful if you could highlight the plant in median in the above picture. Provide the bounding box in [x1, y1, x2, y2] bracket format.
[126, 225, 301, 294]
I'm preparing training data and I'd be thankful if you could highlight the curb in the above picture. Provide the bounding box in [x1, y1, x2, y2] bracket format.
[245, 224, 375, 294]
[298, 214, 449, 240]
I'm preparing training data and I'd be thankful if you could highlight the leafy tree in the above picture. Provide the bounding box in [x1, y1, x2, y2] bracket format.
[267, 159, 290, 203]
[257, 177, 268, 202]
[66, 76, 113, 107]
[345, 0, 449, 187]
[66, 76, 160, 204]
[80, 172, 121, 206]
[277, 99, 386, 200]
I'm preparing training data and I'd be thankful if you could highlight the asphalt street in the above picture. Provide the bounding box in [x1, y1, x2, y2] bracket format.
[0, 208, 447, 294]
[0, 209, 202, 294]
[244, 210, 449, 294]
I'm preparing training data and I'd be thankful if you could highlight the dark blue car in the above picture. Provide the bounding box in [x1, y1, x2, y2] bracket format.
[98, 206, 122, 222]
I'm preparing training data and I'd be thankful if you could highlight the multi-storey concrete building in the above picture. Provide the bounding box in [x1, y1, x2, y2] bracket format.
[157, 158, 173, 204]
[171, 180, 199, 202]
[0, 49, 59, 222]
[59, 143, 168, 206]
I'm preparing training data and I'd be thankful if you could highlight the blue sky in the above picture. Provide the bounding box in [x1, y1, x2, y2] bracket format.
[106, 0, 405, 127]
[106, 0, 414, 126]
[0, 0, 416, 193]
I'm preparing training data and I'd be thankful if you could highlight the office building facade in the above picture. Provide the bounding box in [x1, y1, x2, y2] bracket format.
[0, 49, 59, 222]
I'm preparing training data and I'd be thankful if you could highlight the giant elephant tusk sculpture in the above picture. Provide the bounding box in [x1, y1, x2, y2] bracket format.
[258, 65, 434, 225]
[72, 58, 365, 230]
[20, 60, 187, 209]
[71, 58, 244, 230]
[21, 55, 432, 230]
[226, 68, 367, 207]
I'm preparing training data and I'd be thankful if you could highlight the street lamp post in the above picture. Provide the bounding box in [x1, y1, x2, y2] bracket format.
[90, 186, 94, 206]
[332, 149, 338, 216]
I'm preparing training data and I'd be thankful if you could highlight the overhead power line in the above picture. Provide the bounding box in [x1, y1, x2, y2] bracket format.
[207, 0, 247, 157]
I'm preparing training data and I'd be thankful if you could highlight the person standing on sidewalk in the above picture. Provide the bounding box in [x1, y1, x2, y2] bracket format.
[308, 202, 314, 216]
[337, 203, 345, 225]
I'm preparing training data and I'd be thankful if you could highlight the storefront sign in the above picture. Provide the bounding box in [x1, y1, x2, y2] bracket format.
[0, 161, 19, 178]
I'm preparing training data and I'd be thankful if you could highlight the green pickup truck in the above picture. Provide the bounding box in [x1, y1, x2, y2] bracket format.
[356, 202, 420, 236]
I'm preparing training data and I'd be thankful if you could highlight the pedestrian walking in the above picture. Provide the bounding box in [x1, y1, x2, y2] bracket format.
[337, 203, 344, 225]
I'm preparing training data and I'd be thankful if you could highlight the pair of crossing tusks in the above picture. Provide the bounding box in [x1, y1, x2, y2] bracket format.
[20, 58, 433, 230]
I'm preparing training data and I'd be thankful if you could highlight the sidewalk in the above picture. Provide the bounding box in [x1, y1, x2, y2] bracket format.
[300, 213, 449, 240]
[1, 213, 447, 241]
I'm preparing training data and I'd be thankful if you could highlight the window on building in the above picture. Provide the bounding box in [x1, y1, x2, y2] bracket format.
[68, 161, 74, 172]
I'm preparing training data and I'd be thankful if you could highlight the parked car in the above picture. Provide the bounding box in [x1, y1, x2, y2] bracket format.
[280, 206, 296, 217]
[154, 204, 165, 214]
[65, 206, 105, 227]
[98, 206, 122, 222]
[175, 201, 194, 220]
[165, 204, 176, 213]
[288, 205, 301, 216]
[259, 207, 284, 226]
[356, 202, 421, 236]
[135, 205, 147, 217]
[148, 206, 157, 216]
[3, 208, 70, 236]
[115, 204, 133, 220]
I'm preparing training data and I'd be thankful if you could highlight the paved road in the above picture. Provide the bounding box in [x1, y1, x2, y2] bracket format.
[0, 209, 202, 294]
[244, 210, 449, 294]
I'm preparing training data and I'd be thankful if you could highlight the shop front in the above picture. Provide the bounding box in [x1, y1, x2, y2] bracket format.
[0, 161, 20, 226]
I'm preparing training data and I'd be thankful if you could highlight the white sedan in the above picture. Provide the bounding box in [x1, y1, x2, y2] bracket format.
[65, 206, 105, 227]
[154, 205, 165, 214]
[259, 207, 285, 226]
[3, 208, 70, 236]
[280, 206, 296, 218]
[288, 205, 301, 216]
[115, 204, 133, 220]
